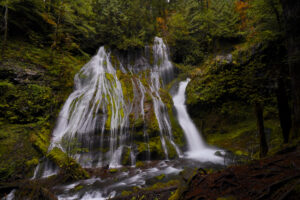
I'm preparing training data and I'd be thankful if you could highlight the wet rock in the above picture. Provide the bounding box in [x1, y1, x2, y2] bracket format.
[0, 62, 44, 84]
[215, 54, 233, 64]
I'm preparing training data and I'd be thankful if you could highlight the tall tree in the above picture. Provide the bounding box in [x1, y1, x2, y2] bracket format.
[1, 1, 8, 55]
[280, 0, 300, 140]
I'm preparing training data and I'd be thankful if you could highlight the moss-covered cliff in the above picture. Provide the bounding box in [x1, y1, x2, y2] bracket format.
[0, 40, 88, 182]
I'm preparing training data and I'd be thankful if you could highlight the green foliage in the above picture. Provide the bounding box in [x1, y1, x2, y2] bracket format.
[92, 0, 166, 50]
[246, 0, 282, 43]
[167, 0, 241, 65]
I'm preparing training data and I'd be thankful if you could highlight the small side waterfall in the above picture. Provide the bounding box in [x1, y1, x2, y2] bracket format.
[173, 79, 223, 163]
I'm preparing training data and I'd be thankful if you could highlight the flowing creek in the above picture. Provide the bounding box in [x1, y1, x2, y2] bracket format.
[24, 37, 227, 200]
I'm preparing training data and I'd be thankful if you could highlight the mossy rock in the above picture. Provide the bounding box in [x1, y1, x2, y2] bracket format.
[155, 174, 165, 181]
[135, 161, 144, 168]
[149, 137, 166, 160]
[168, 108, 185, 148]
[0, 123, 43, 182]
[165, 138, 177, 159]
[133, 116, 144, 130]
[26, 158, 39, 167]
[136, 142, 150, 161]
[121, 146, 132, 166]
[147, 112, 160, 136]
[117, 70, 134, 101]
[133, 130, 146, 142]
[47, 147, 89, 181]
[109, 168, 118, 173]
[136, 136, 166, 161]
[30, 127, 51, 155]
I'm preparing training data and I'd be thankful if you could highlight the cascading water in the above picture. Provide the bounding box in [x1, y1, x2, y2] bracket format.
[35, 37, 182, 178]
[26, 37, 227, 200]
[172, 79, 223, 163]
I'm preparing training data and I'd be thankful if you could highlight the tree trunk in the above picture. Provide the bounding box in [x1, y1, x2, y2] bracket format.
[255, 102, 268, 158]
[268, 0, 282, 29]
[1, 3, 8, 56]
[276, 76, 291, 143]
[280, 0, 300, 139]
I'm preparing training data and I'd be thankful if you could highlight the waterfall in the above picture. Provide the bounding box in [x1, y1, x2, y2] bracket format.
[35, 37, 181, 178]
[173, 79, 223, 163]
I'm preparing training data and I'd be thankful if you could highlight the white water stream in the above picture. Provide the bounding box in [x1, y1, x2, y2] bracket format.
[173, 79, 223, 163]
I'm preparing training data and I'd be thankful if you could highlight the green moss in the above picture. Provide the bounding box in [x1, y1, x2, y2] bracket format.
[140, 71, 150, 88]
[117, 70, 134, 101]
[168, 188, 180, 200]
[159, 88, 173, 111]
[110, 54, 120, 68]
[136, 161, 145, 168]
[121, 190, 133, 196]
[149, 47, 154, 65]
[105, 72, 114, 83]
[30, 126, 51, 155]
[78, 71, 87, 79]
[0, 40, 88, 182]
[148, 136, 165, 159]
[145, 180, 179, 191]
[122, 147, 131, 166]
[147, 112, 160, 136]
[155, 174, 165, 180]
[26, 158, 39, 167]
[157, 58, 162, 66]
[0, 123, 43, 182]
[69, 95, 85, 120]
[137, 142, 148, 154]
[0, 81, 53, 123]
[109, 168, 118, 173]
[205, 119, 257, 156]
[133, 116, 144, 129]
[165, 138, 177, 159]
[167, 108, 185, 148]
[120, 106, 124, 118]
[0, 80, 14, 88]
[47, 147, 67, 168]
[47, 147, 89, 180]
[103, 60, 108, 67]
[74, 185, 84, 191]
[105, 96, 112, 130]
